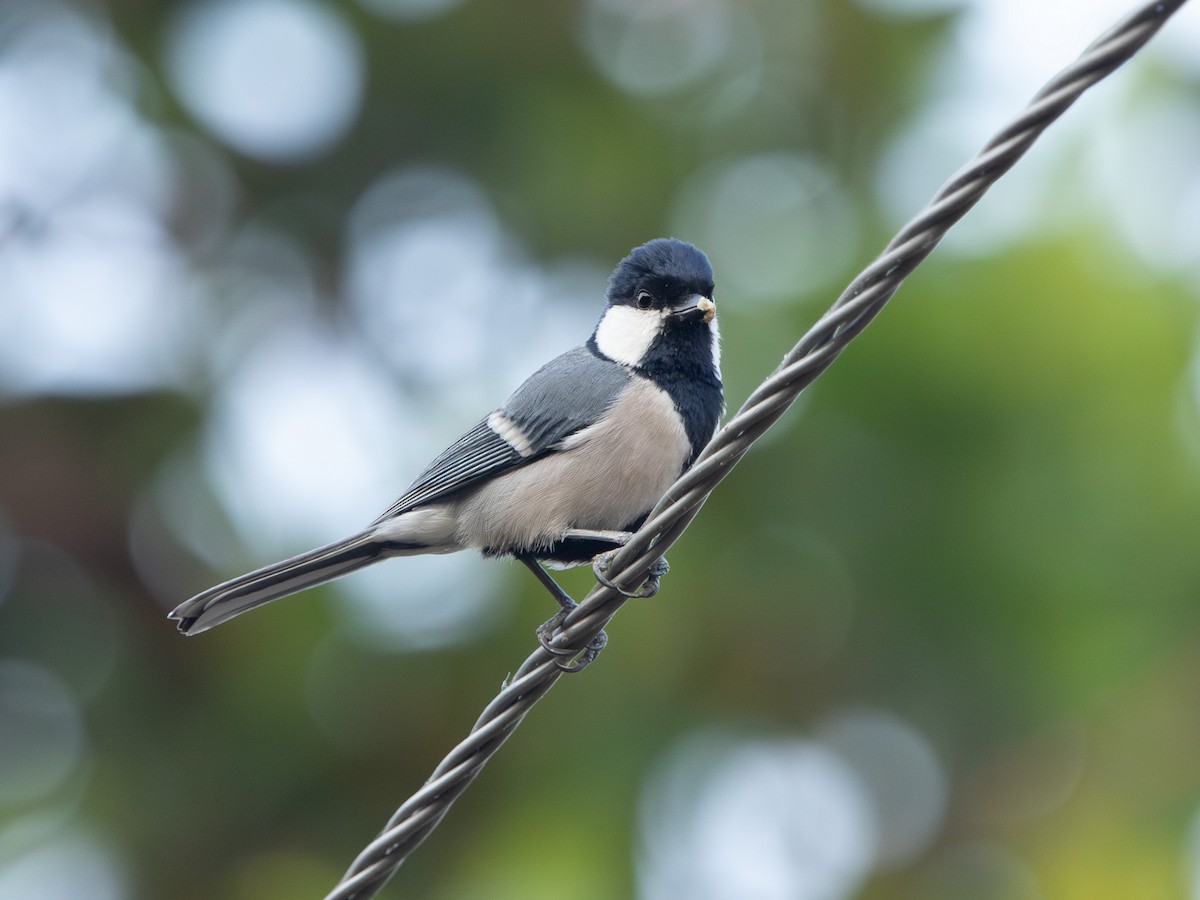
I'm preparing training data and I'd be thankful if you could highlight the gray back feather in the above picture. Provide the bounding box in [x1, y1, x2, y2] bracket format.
[373, 346, 629, 523]
[503, 346, 630, 452]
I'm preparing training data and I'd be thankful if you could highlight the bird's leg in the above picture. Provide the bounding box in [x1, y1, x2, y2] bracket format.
[519, 554, 577, 612]
[593, 551, 670, 599]
[519, 555, 606, 672]
[561, 529, 668, 597]
[560, 528, 633, 546]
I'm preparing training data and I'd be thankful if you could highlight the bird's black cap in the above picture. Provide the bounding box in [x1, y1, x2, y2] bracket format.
[606, 238, 715, 308]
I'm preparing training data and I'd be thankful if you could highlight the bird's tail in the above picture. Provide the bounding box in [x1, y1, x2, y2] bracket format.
[170, 531, 387, 635]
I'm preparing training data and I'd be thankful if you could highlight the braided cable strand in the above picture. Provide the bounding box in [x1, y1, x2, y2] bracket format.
[326, 2, 1188, 896]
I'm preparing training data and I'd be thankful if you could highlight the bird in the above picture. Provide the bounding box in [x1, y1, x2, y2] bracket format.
[170, 238, 723, 669]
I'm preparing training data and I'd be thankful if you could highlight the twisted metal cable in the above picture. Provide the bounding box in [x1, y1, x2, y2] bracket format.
[326, 2, 1188, 896]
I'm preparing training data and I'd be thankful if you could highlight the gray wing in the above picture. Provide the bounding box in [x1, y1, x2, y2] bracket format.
[372, 346, 630, 523]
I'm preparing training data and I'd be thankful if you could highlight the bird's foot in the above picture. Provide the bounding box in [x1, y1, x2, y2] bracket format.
[520, 554, 606, 672]
[536, 604, 607, 673]
[592, 552, 669, 599]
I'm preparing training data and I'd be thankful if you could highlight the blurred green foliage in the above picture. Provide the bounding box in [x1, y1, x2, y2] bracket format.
[2, 1, 1200, 898]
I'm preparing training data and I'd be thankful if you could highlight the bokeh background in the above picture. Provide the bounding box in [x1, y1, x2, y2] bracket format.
[3, 0, 1200, 897]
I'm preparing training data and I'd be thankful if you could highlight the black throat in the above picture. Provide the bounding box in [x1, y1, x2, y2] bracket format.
[633, 325, 723, 466]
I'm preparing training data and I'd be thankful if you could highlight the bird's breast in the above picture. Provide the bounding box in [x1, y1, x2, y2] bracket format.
[451, 376, 691, 554]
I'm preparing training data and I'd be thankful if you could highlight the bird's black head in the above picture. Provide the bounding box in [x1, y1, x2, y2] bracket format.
[591, 238, 718, 371]
[605, 237, 715, 311]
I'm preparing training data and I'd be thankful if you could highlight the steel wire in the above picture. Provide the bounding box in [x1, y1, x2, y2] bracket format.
[325, 2, 1189, 896]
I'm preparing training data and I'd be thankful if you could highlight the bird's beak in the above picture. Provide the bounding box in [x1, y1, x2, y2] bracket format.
[672, 294, 716, 323]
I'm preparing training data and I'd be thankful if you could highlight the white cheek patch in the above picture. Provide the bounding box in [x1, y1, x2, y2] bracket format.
[487, 411, 535, 457]
[593, 305, 663, 367]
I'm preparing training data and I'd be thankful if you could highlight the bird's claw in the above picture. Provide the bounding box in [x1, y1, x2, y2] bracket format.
[536, 607, 576, 656]
[536, 606, 607, 673]
[592, 552, 669, 599]
[556, 631, 608, 673]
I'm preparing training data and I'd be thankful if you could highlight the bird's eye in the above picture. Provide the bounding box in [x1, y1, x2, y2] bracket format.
[635, 290, 654, 310]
